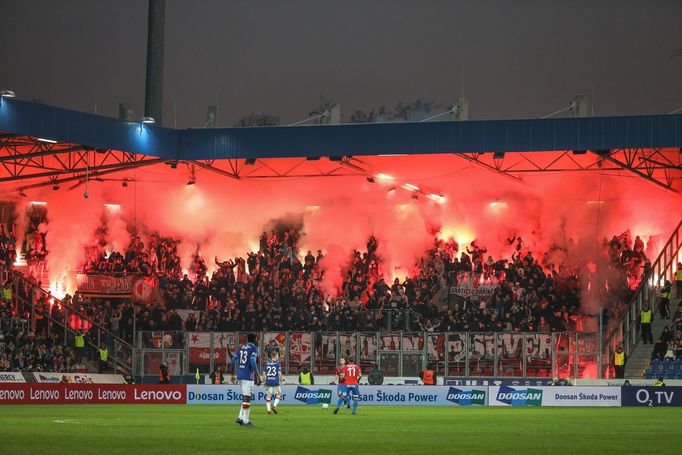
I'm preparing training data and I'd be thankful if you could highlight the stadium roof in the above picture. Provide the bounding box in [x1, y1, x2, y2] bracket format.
[0, 98, 680, 193]
[1, 99, 681, 161]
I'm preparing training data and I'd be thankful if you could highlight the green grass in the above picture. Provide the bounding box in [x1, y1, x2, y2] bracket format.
[0, 405, 679, 454]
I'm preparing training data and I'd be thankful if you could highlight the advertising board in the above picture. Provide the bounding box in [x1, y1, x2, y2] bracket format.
[186, 385, 487, 406]
[0, 384, 186, 404]
[488, 386, 621, 406]
[621, 387, 682, 407]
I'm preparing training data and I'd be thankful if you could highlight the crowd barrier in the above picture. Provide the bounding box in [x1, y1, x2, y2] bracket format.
[1, 384, 681, 407]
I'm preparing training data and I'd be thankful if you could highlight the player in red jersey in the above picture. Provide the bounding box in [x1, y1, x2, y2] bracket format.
[334, 356, 350, 412]
[340, 356, 362, 415]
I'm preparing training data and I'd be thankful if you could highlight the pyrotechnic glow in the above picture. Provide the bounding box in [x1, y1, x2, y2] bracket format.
[581, 363, 598, 379]
[585, 200, 605, 204]
[49, 281, 67, 299]
[488, 201, 508, 210]
[438, 226, 475, 246]
[104, 203, 121, 210]
[402, 183, 419, 191]
[30, 201, 47, 205]
[391, 267, 408, 283]
[305, 205, 320, 212]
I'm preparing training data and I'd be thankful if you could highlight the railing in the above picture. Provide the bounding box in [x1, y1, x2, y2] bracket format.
[603, 219, 682, 374]
[136, 330, 601, 379]
[9, 271, 135, 375]
[0, 317, 29, 333]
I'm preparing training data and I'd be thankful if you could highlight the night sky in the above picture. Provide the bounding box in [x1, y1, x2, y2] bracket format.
[1, 0, 681, 127]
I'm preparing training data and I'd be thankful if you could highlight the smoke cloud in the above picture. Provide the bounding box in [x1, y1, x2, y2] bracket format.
[9, 154, 680, 313]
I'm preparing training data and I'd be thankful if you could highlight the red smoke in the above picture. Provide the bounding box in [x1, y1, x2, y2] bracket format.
[6, 153, 680, 307]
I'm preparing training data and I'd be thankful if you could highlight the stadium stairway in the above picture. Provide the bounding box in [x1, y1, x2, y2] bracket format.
[624, 296, 680, 378]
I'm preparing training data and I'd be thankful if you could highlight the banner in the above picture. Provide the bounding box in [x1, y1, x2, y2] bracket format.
[188, 332, 237, 364]
[33, 373, 125, 384]
[0, 384, 186, 404]
[132, 276, 159, 304]
[0, 372, 26, 383]
[186, 385, 487, 406]
[489, 386, 621, 406]
[76, 274, 133, 295]
[288, 332, 312, 366]
[621, 387, 682, 407]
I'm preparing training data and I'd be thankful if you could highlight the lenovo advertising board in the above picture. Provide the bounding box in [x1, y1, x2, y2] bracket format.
[0, 384, 186, 404]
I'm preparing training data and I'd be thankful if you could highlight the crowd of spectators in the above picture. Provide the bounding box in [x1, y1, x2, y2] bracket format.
[651, 325, 682, 361]
[0, 225, 18, 271]
[0, 323, 78, 373]
[9, 227, 653, 337]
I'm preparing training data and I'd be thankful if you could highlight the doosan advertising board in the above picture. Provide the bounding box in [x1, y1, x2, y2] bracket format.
[489, 386, 621, 406]
[186, 385, 488, 406]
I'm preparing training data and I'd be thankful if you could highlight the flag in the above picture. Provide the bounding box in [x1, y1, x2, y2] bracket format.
[188, 332, 235, 364]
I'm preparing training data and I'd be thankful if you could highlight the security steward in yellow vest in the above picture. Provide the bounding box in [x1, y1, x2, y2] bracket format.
[659, 281, 672, 319]
[98, 345, 109, 373]
[675, 263, 682, 298]
[613, 345, 626, 379]
[74, 331, 85, 364]
[640, 305, 653, 345]
[298, 367, 314, 385]
[653, 377, 666, 387]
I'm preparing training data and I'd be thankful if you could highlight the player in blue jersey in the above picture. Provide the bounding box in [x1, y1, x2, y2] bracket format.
[230, 333, 260, 427]
[262, 351, 284, 415]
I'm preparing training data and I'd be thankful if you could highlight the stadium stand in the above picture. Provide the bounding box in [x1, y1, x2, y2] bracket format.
[642, 304, 682, 380]
[0, 216, 657, 377]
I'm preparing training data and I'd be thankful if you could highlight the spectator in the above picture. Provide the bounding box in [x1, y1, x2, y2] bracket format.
[159, 363, 170, 384]
[209, 366, 224, 384]
[652, 338, 667, 361]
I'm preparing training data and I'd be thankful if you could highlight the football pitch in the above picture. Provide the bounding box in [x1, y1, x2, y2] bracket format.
[1, 405, 679, 454]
